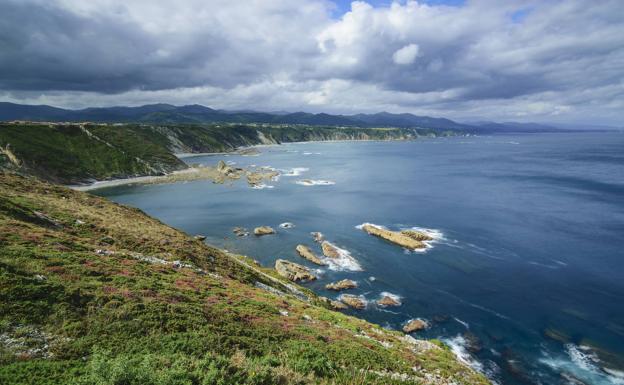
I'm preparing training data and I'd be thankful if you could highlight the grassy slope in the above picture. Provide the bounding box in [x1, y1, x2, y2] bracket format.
[0, 172, 488, 385]
[0, 123, 186, 184]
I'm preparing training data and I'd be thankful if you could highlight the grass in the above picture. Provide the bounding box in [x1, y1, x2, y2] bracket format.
[0, 172, 489, 385]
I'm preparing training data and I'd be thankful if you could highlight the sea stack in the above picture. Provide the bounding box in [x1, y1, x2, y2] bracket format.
[296, 244, 326, 265]
[361, 224, 427, 250]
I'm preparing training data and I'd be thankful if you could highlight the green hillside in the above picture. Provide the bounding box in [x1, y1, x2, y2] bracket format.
[0, 172, 489, 385]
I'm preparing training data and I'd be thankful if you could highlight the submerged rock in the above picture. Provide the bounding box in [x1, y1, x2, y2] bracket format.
[377, 295, 402, 307]
[339, 294, 366, 309]
[325, 279, 358, 291]
[296, 244, 326, 265]
[321, 241, 341, 258]
[254, 226, 275, 236]
[279, 222, 295, 229]
[275, 259, 316, 282]
[232, 227, 249, 237]
[361, 224, 426, 250]
[403, 319, 428, 333]
[311, 232, 324, 243]
[463, 331, 483, 353]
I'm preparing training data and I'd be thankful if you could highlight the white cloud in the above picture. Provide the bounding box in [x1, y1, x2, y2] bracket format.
[392, 44, 419, 65]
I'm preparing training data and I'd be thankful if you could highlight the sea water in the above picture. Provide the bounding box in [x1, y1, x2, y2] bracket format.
[96, 132, 624, 384]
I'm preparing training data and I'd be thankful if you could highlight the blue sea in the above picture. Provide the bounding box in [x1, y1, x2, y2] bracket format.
[96, 133, 624, 385]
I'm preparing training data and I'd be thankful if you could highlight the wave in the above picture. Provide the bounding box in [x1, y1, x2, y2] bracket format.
[454, 317, 470, 329]
[303, 152, 322, 155]
[279, 222, 295, 228]
[321, 241, 362, 272]
[539, 344, 624, 385]
[281, 167, 309, 176]
[443, 335, 484, 372]
[295, 179, 335, 186]
[251, 183, 274, 190]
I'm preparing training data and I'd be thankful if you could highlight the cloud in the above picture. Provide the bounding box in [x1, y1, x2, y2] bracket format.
[393, 44, 420, 65]
[0, 0, 623, 124]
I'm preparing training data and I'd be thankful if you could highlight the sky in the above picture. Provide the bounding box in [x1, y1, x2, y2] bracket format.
[0, 0, 622, 125]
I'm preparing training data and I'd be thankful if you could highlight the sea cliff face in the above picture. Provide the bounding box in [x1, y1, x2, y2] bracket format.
[0, 121, 453, 184]
[0, 172, 490, 384]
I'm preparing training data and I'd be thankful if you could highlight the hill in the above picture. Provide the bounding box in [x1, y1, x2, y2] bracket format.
[0, 172, 489, 385]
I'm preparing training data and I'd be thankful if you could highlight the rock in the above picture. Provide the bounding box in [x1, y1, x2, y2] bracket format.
[194, 235, 207, 241]
[275, 259, 316, 282]
[296, 244, 326, 265]
[361, 224, 426, 250]
[403, 319, 429, 333]
[311, 232, 324, 243]
[432, 315, 450, 324]
[279, 222, 295, 229]
[232, 227, 249, 237]
[254, 226, 275, 236]
[321, 241, 341, 258]
[339, 294, 366, 309]
[330, 300, 348, 310]
[377, 295, 402, 307]
[400, 229, 434, 242]
[325, 279, 358, 291]
[463, 331, 483, 353]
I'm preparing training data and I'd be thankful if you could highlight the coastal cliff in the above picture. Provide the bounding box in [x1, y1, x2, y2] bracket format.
[0, 122, 453, 184]
[0, 172, 489, 384]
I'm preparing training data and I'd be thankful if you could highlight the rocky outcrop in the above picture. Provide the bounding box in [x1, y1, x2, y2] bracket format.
[339, 294, 366, 309]
[403, 319, 428, 333]
[233, 227, 250, 237]
[325, 279, 358, 291]
[295, 244, 325, 265]
[254, 226, 275, 236]
[330, 300, 348, 310]
[361, 224, 426, 250]
[311, 232, 324, 243]
[377, 295, 401, 307]
[275, 259, 316, 282]
[246, 168, 279, 187]
[400, 229, 433, 242]
[321, 241, 341, 258]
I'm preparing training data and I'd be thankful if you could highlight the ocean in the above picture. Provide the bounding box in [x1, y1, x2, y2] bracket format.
[95, 132, 624, 384]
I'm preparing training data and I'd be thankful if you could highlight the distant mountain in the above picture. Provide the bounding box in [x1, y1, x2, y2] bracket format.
[1, 102, 607, 133]
[0, 102, 473, 130]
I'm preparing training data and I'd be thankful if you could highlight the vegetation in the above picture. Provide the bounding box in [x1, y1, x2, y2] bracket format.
[0, 172, 489, 384]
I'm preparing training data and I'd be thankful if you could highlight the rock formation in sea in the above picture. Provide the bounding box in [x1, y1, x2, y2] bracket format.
[377, 295, 402, 307]
[254, 226, 275, 236]
[311, 232, 324, 243]
[361, 224, 427, 250]
[325, 279, 358, 291]
[295, 244, 326, 265]
[321, 241, 341, 258]
[233, 227, 250, 237]
[403, 319, 429, 333]
[339, 294, 366, 309]
[275, 259, 316, 282]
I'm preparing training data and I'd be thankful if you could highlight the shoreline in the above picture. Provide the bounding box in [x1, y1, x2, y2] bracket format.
[70, 136, 454, 191]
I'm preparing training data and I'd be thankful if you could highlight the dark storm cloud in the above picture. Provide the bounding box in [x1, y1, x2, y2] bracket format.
[0, 0, 622, 124]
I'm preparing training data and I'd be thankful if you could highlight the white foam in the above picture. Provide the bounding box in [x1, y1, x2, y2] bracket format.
[295, 179, 335, 186]
[279, 222, 295, 229]
[251, 184, 274, 190]
[443, 335, 484, 372]
[539, 344, 624, 385]
[321, 241, 362, 272]
[281, 167, 309, 176]
[454, 317, 470, 329]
